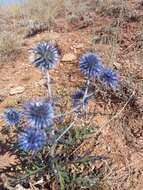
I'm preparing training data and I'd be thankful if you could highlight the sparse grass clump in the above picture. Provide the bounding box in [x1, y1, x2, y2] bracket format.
[23, 0, 64, 27]
[64, 0, 90, 22]
[15, 0, 65, 37]
[0, 31, 22, 63]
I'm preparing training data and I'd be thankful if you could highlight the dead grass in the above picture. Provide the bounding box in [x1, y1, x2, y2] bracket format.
[0, 5, 23, 63]
[64, 0, 90, 21]
[23, 0, 64, 26]
[94, 0, 141, 24]
[0, 31, 22, 63]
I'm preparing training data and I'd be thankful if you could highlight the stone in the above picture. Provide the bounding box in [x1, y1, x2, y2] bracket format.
[10, 86, 25, 95]
[62, 53, 77, 62]
[113, 62, 122, 69]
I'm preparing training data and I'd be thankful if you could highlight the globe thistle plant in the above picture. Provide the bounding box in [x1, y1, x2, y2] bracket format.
[100, 68, 118, 89]
[3, 108, 21, 126]
[24, 100, 54, 129]
[72, 90, 89, 108]
[18, 127, 46, 153]
[32, 42, 60, 71]
[1, 36, 123, 189]
[80, 53, 103, 79]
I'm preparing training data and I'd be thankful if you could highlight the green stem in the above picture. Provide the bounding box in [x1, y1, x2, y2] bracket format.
[50, 116, 77, 158]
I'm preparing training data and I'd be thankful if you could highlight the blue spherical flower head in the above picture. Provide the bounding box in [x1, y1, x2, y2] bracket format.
[18, 127, 46, 153]
[3, 108, 21, 126]
[32, 42, 60, 71]
[72, 90, 89, 108]
[100, 68, 118, 89]
[80, 53, 103, 79]
[24, 100, 54, 129]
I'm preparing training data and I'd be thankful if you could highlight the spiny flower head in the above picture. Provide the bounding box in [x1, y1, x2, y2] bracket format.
[3, 108, 21, 126]
[24, 100, 54, 129]
[80, 53, 103, 79]
[31, 42, 59, 71]
[18, 127, 46, 153]
[72, 90, 89, 108]
[100, 68, 118, 89]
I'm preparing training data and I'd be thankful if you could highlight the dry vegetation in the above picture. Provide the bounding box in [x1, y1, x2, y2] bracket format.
[24, 0, 64, 23]
[0, 0, 143, 190]
[0, 31, 22, 63]
[0, 0, 64, 63]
